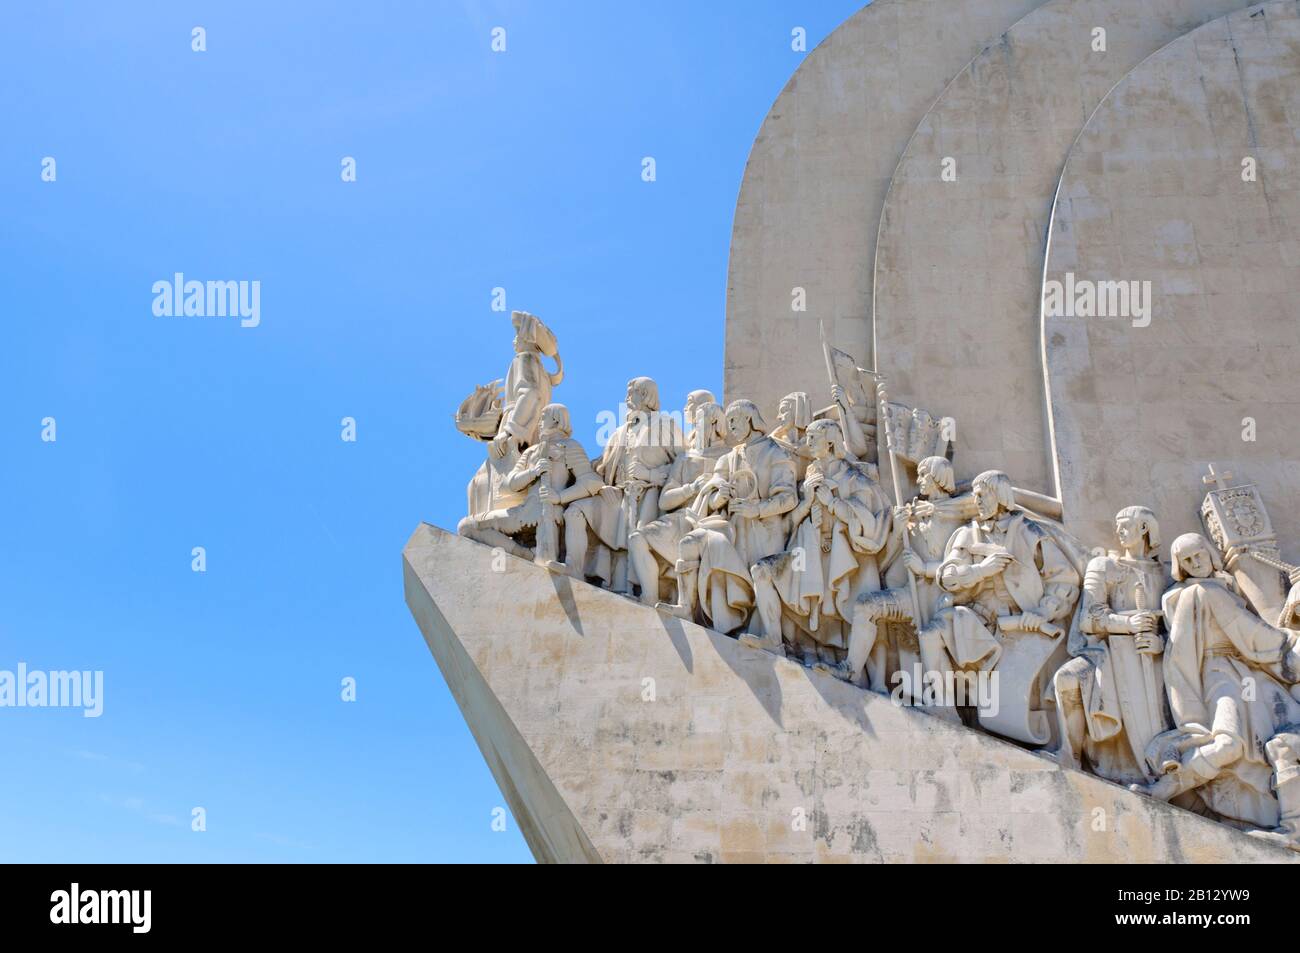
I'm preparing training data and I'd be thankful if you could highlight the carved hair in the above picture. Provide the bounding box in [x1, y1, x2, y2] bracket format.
[1169, 532, 1222, 581]
[805, 418, 847, 458]
[972, 470, 1017, 511]
[511, 311, 564, 386]
[779, 392, 812, 431]
[540, 403, 572, 437]
[685, 389, 717, 418]
[627, 376, 661, 413]
[1115, 505, 1161, 554]
[693, 401, 727, 448]
[917, 455, 955, 493]
[724, 399, 768, 436]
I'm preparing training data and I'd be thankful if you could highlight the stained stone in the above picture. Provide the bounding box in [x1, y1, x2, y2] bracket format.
[870, 0, 1250, 498]
[1044, 0, 1300, 550]
[723, 0, 1044, 421]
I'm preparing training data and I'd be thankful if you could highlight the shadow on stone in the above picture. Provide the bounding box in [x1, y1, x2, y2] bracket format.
[549, 573, 584, 636]
[657, 614, 693, 674]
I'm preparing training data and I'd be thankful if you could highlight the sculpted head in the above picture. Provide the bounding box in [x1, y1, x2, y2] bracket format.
[724, 399, 768, 445]
[1115, 505, 1160, 557]
[626, 377, 660, 414]
[805, 418, 845, 462]
[916, 456, 955, 499]
[539, 403, 572, 439]
[684, 389, 717, 425]
[693, 401, 726, 450]
[511, 311, 557, 357]
[971, 470, 1016, 520]
[776, 392, 811, 432]
[1170, 533, 1221, 581]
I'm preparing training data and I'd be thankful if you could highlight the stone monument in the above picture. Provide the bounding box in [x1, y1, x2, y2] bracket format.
[408, 1, 1300, 863]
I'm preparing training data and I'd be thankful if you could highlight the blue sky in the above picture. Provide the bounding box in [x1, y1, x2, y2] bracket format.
[0, 0, 864, 862]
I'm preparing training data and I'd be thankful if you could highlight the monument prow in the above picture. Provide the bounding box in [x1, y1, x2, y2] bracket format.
[405, 523, 1296, 864]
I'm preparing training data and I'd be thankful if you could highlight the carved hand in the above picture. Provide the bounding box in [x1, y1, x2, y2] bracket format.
[1125, 611, 1158, 635]
[978, 552, 1014, 576]
[1134, 633, 1163, 655]
[1019, 609, 1046, 633]
[902, 549, 925, 577]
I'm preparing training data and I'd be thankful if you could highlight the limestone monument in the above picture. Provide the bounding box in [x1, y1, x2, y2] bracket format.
[409, 1, 1300, 863]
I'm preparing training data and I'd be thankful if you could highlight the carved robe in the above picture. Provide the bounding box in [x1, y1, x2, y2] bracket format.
[1160, 577, 1300, 828]
[1063, 554, 1168, 785]
[758, 458, 891, 648]
[691, 435, 797, 633]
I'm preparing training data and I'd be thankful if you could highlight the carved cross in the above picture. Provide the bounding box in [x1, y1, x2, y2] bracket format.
[1202, 463, 1234, 492]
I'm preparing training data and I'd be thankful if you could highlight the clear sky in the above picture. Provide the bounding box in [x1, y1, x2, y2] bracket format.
[0, 0, 865, 862]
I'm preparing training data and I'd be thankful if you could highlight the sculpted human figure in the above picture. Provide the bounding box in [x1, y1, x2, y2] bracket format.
[926, 470, 1080, 741]
[565, 377, 683, 593]
[1052, 507, 1167, 785]
[457, 403, 600, 564]
[490, 311, 564, 460]
[455, 311, 564, 525]
[822, 455, 962, 690]
[1137, 533, 1300, 849]
[665, 400, 796, 634]
[683, 389, 717, 436]
[627, 401, 728, 608]
[747, 419, 892, 660]
[768, 391, 814, 482]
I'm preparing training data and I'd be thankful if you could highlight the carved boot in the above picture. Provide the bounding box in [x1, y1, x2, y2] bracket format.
[656, 559, 699, 621]
[1247, 751, 1300, 851]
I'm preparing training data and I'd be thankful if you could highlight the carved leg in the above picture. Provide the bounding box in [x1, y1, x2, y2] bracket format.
[739, 559, 784, 655]
[457, 517, 532, 560]
[627, 531, 660, 607]
[1050, 658, 1089, 771]
[1136, 733, 1242, 801]
[533, 504, 565, 573]
[656, 534, 700, 620]
[1248, 733, 1300, 850]
[563, 504, 592, 581]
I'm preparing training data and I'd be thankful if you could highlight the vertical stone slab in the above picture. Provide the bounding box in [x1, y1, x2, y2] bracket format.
[724, 0, 1044, 420]
[1045, 1, 1300, 548]
[872, 0, 1250, 496]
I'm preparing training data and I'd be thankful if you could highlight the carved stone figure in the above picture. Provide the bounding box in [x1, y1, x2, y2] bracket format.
[817, 343, 877, 462]
[491, 311, 564, 460]
[565, 377, 683, 593]
[1139, 533, 1300, 849]
[455, 311, 564, 525]
[747, 419, 892, 660]
[768, 392, 814, 482]
[824, 455, 962, 690]
[683, 389, 717, 438]
[926, 470, 1081, 744]
[668, 400, 797, 634]
[457, 403, 600, 564]
[1052, 506, 1168, 786]
[627, 401, 728, 608]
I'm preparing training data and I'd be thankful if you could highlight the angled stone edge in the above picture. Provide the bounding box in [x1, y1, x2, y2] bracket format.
[404, 522, 1296, 864]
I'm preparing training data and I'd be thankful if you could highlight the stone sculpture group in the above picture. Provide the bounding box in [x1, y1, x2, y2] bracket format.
[455, 310, 1300, 852]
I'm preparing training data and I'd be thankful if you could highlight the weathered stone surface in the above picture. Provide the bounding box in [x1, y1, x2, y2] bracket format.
[1044, 1, 1300, 549]
[871, 0, 1249, 498]
[405, 523, 1296, 863]
[723, 0, 1044, 420]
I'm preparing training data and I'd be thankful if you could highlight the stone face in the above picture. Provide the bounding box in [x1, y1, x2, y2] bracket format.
[723, 0, 1044, 421]
[405, 523, 1297, 863]
[1044, 1, 1300, 550]
[870, 0, 1249, 498]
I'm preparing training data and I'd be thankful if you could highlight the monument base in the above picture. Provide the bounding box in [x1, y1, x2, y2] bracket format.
[404, 522, 1296, 863]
